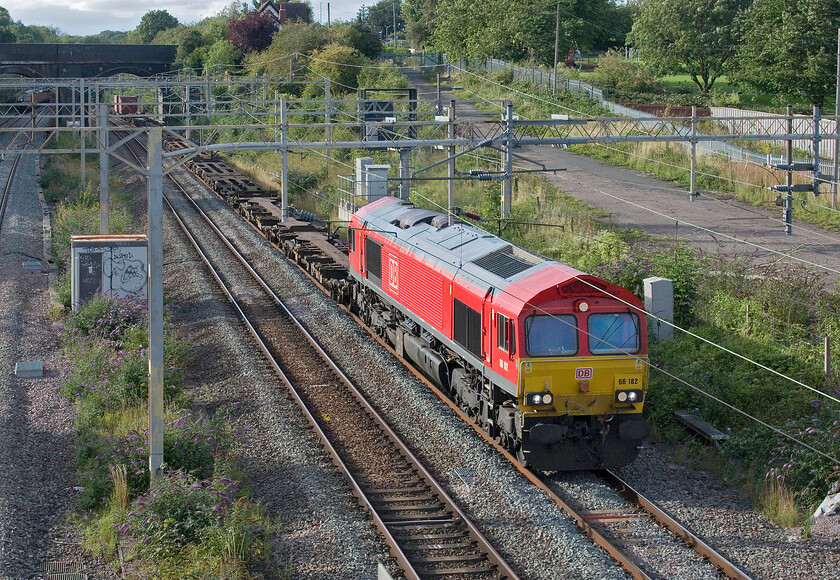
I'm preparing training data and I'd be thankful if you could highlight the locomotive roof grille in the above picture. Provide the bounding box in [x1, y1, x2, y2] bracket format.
[394, 208, 447, 229]
[471, 245, 542, 279]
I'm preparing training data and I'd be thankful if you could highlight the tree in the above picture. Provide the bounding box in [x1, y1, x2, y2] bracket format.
[0, 7, 15, 43]
[431, 0, 627, 66]
[331, 22, 382, 59]
[204, 39, 241, 73]
[136, 10, 179, 44]
[366, 0, 404, 39]
[403, 0, 437, 48]
[735, 0, 840, 106]
[628, 0, 749, 95]
[228, 10, 276, 54]
[307, 43, 370, 94]
[243, 22, 330, 78]
[13, 23, 59, 43]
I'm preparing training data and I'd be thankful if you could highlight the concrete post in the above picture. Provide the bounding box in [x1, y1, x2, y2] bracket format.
[281, 97, 288, 222]
[98, 102, 109, 234]
[147, 126, 164, 481]
[644, 277, 674, 341]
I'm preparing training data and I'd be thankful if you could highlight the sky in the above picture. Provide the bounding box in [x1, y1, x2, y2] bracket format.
[3, 0, 366, 37]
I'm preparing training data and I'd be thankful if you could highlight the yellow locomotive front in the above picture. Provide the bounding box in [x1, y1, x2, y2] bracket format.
[514, 296, 650, 470]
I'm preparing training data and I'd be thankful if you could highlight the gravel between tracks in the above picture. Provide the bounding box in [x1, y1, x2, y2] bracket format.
[0, 152, 117, 580]
[2, 143, 839, 579]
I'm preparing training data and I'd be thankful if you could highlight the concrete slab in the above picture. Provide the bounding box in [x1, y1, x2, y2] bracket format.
[15, 361, 43, 378]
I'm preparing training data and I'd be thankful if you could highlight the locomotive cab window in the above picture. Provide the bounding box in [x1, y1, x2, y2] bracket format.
[525, 314, 577, 357]
[347, 227, 355, 251]
[588, 312, 641, 355]
[497, 314, 516, 354]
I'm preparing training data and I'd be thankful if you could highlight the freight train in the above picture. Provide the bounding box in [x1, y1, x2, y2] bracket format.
[161, 132, 650, 471]
[347, 196, 650, 470]
[15, 89, 51, 105]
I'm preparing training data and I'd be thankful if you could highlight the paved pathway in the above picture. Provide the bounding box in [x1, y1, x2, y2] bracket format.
[403, 68, 840, 283]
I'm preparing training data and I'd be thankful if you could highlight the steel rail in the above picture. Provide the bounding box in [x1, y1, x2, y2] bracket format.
[603, 470, 753, 580]
[0, 115, 28, 234]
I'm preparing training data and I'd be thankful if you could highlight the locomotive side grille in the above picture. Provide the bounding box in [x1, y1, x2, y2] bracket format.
[454, 299, 482, 358]
[472, 245, 541, 279]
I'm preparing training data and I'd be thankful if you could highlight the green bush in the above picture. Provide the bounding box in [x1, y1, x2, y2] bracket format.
[121, 471, 267, 579]
[41, 166, 80, 203]
[592, 49, 666, 102]
[653, 245, 700, 328]
[595, 254, 655, 299]
[78, 408, 233, 509]
[491, 66, 514, 85]
[52, 188, 133, 271]
[61, 295, 189, 417]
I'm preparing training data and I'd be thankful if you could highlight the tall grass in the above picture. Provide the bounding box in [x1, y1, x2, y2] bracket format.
[762, 478, 800, 528]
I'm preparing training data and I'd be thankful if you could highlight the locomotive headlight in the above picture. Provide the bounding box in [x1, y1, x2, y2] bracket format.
[615, 389, 644, 404]
[526, 392, 554, 407]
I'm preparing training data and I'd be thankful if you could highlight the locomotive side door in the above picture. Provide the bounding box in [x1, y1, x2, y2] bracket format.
[481, 288, 494, 364]
[494, 310, 515, 374]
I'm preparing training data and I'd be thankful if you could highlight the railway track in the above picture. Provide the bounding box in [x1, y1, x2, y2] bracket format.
[116, 125, 754, 579]
[0, 116, 27, 235]
[541, 470, 753, 580]
[119, 130, 520, 579]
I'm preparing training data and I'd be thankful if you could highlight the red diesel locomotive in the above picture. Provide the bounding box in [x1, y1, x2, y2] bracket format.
[347, 196, 650, 471]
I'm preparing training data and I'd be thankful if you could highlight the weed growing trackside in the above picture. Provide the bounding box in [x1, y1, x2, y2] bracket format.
[45, 142, 270, 578]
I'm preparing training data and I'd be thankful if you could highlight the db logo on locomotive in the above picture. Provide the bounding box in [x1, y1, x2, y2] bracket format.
[575, 367, 593, 380]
